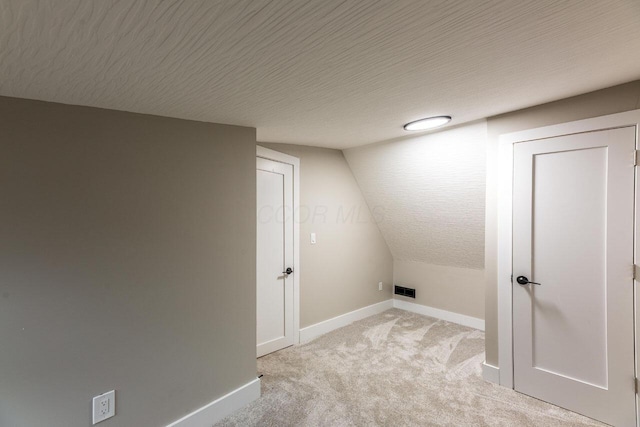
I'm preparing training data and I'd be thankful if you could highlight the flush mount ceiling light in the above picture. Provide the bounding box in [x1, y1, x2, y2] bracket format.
[403, 116, 452, 131]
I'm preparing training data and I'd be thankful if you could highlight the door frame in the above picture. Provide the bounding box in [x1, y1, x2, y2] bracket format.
[496, 109, 640, 393]
[256, 145, 301, 346]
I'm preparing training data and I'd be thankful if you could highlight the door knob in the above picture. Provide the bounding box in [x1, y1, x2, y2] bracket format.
[283, 267, 293, 275]
[516, 276, 541, 286]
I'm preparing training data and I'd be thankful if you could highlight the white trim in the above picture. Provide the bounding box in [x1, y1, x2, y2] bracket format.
[500, 109, 640, 145]
[393, 299, 485, 331]
[635, 127, 640, 427]
[299, 300, 393, 343]
[482, 362, 500, 384]
[257, 146, 300, 167]
[497, 109, 640, 390]
[256, 146, 301, 345]
[497, 137, 514, 388]
[166, 378, 261, 427]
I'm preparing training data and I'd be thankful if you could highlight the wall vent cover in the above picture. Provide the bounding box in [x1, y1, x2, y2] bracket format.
[394, 285, 416, 299]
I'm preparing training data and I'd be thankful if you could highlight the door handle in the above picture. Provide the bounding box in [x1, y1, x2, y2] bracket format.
[283, 267, 293, 275]
[516, 276, 541, 286]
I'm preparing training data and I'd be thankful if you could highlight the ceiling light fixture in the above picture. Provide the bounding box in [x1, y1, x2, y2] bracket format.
[403, 116, 451, 131]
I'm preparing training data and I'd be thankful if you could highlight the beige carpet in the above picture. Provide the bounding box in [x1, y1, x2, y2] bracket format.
[216, 309, 604, 426]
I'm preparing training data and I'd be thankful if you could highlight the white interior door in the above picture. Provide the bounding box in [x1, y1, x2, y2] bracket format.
[512, 126, 636, 426]
[256, 157, 294, 357]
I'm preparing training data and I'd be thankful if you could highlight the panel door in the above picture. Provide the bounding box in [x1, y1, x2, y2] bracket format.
[256, 157, 294, 357]
[512, 127, 636, 426]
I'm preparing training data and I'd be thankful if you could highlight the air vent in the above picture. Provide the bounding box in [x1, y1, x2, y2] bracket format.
[394, 285, 415, 299]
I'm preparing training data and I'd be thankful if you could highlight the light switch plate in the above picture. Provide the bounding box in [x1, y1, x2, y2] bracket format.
[92, 390, 115, 424]
[310, 232, 316, 244]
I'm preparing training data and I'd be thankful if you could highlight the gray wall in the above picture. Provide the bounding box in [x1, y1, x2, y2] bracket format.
[0, 97, 257, 427]
[393, 261, 484, 319]
[343, 122, 486, 320]
[484, 80, 640, 366]
[260, 144, 394, 328]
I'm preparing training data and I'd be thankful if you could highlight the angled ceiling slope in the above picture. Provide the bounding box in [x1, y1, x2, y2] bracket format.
[344, 122, 487, 269]
[1, 0, 639, 149]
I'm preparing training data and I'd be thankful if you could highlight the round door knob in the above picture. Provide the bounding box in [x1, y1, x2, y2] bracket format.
[516, 276, 541, 286]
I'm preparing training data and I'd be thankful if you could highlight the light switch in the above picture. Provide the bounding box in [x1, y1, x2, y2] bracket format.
[310, 233, 316, 244]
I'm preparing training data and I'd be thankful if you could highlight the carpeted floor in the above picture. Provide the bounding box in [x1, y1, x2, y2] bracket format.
[216, 309, 604, 426]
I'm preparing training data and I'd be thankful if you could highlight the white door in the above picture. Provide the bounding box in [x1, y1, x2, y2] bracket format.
[256, 157, 294, 357]
[512, 126, 636, 426]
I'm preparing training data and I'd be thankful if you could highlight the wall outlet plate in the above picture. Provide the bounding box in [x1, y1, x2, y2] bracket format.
[92, 390, 115, 424]
[378, 281, 383, 291]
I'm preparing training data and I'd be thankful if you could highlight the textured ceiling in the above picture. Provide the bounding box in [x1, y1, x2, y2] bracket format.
[1, 1, 639, 149]
[343, 122, 487, 269]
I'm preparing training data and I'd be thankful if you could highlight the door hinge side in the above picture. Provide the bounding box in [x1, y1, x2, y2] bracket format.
[634, 265, 639, 281]
[634, 150, 639, 166]
[635, 377, 638, 394]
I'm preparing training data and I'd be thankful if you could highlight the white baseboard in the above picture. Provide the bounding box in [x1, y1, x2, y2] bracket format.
[299, 299, 394, 343]
[166, 378, 260, 427]
[482, 362, 500, 384]
[393, 299, 485, 331]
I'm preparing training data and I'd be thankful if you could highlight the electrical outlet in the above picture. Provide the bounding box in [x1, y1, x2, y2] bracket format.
[92, 390, 115, 424]
[378, 281, 383, 291]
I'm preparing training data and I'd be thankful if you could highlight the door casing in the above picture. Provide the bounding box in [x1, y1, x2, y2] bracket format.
[256, 145, 301, 348]
[496, 109, 640, 424]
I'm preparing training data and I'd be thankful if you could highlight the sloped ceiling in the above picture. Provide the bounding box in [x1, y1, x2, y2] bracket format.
[1, 0, 639, 149]
[343, 122, 487, 269]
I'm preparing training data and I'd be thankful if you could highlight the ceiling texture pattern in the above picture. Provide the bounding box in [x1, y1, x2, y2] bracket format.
[344, 122, 487, 269]
[1, 0, 639, 149]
